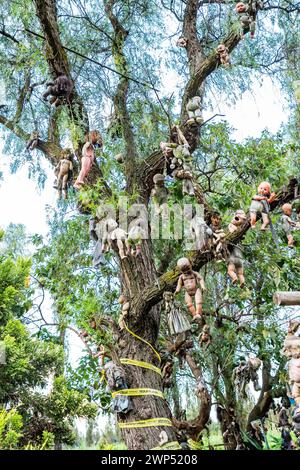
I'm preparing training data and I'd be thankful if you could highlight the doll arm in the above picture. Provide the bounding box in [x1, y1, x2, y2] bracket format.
[252, 195, 267, 201]
[267, 192, 276, 204]
[196, 272, 206, 291]
[175, 275, 183, 294]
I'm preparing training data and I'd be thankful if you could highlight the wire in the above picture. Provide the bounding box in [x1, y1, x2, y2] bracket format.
[25, 29, 159, 92]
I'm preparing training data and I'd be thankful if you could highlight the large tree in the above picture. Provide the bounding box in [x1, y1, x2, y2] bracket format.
[1, 0, 300, 450]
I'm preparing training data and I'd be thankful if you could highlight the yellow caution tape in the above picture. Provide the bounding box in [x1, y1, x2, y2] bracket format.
[99, 368, 107, 383]
[120, 358, 162, 377]
[112, 388, 164, 399]
[119, 418, 173, 429]
[151, 441, 182, 450]
[123, 321, 161, 364]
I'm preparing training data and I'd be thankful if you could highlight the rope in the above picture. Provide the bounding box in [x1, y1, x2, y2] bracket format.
[151, 441, 182, 450]
[111, 388, 164, 399]
[118, 418, 173, 429]
[123, 321, 161, 364]
[120, 358, 162, 376]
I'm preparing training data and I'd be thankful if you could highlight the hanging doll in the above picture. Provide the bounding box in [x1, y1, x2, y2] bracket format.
[281, 203, 300, 248]
[175, 257, 205, 321]
[89, 218, 104, 268]
[127, 212, 148, 256]
[216, 44, 230, 67]
[209, 211, 228, 261]
[104, 361, 133, 414]
[74, 130, 103, 189]
[186, 96, 203, 126]
[101, 217, 127, 258]
[235, 1, 262, 39]
[227, 245, 245, 287]
[187, 209, 213, 251]
[233, 357, 261, 398]
[151, 174, 169, 215]
[176, 37, 188, 48]
[163, 291, 191, 335]
[109, 221, 130, 260]
[249, 181, 276, 230]
[199, 324, 212, 350]
[54, 150, 73, 199]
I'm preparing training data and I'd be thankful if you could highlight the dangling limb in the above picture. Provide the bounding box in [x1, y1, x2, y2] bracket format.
[287, 234, 294, 248]
[228, 262, 238, 284]
[237, 266, 245, 288]
[116, 238, 127, 259]
[250, 212, 257, 228]
[74, 156, 91, 189]
[62, 173, 69, 200]
[185, 291, 197, 318]
[261, 212, 269, 231]
[250, 19, 256, 39]
[195, 288, 203, 317]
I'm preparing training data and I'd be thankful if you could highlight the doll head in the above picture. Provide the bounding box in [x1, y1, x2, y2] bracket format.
[217, 44, 227, 54]
[236, 2, 246, 13]
[232, 209, 246, 226]
[88, 129, 103, 148]
[177, 257, 192, 273]
[282, 203, 293, 216]
[153, 173, 165, 186]
[258, 181, 271, 196]
[210, 211, 221, 228]
[118, 294, 127, 305]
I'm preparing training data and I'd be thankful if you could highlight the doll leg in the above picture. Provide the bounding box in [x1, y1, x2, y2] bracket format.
[261, 213, 269, 231]
[74, 157, 91, 188]
[250, 19, 255, 39]
[195, 288, 203, 317]
[62, 174, 69, 199]
[287, 234, 294, 248]
[185, 291, 196, 318]
[250, 212, 257, 228]
[116, 239, 127, 259]
[228, 262, 238, 284]
[237, 267, 245, 288]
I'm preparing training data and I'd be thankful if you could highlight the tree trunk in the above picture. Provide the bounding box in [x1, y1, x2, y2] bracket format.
[273, 291, 300, 306]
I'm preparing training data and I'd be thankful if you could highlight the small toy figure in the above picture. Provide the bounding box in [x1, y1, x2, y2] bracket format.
[186, 96, 203, 126]
[249, 181, 276, 230]
[54, 149, 73, 199]
[74, 130, 103, 189]
[235, 2, 255, 39]
[228, 210, 247, 233]
[151, 174, 169, 215]
[109, 222, 130, 260]
[175, 257, 205, 321]
[281, 203, 300, 248]
[89, 218, 104, 268]
[104, 361, 133, 414]
[101, 217, 120, 254]
[209, 211, 228, 261]
[216, 44, 230, 67]
[233, 357, 262, 398]
[118, 294, 130, 330]
[227, 245, 245, 287]
[187, 210, 213, 251]
[127, 213, 147, 256]
[199, 324, 212, 350]
[176, 37, 188, 48]
[26, 131, 39, 151]
[163, 291, 191, 335]
[42, 72, 73, 107]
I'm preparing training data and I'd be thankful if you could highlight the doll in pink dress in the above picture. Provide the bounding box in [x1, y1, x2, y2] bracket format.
[74, 130, 103, 189]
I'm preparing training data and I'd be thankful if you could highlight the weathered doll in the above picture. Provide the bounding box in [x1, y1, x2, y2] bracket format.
[118, 294, 130, 330]
[109, 222, 130, 260]
[175, 257, 205, 321]
[235, 1, 260, 39]
[281, 203, 299, 248]
[186, 96, 203, 125]
[228, 209, 247, 233]
[216, 44, 230, 66]
[74, 130, 103, 189]
[187, 210, 213, 251]
[127, 213, 147, 256]
[163, 291, 191, 335]
[54, 150, 73, 199]
[151, 174, 168, 215]
[249, 181, 276, 230]
[199, 324, 212, 350]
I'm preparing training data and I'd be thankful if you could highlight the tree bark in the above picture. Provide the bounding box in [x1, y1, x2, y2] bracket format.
[274, 291, 300, 306]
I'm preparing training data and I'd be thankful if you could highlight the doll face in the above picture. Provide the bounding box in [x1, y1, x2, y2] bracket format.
[217, 44, 226, 53]
[282, 204, 292, 216]
[211, 214, 221, 226]
[258, 182, 271, 196]
[90, 130, 103, 147]
[236, 2, 246, 13]
[177, 257, 192, 272]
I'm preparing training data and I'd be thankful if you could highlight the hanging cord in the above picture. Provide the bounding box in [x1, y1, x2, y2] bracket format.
[123, 321, 161, 364]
